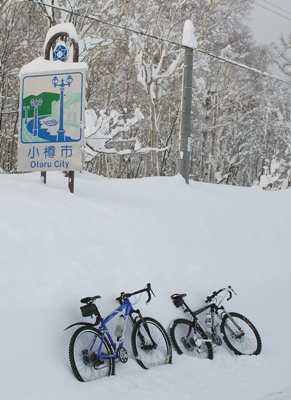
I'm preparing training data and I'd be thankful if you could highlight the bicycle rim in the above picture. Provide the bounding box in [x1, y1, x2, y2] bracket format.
[131, 317, 172, 369]
[221, 312, 262, 355]
[170, 318, 213, 359]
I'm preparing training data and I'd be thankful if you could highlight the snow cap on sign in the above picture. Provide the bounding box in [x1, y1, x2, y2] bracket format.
[44, 22, 79, 51]
[19, 57, 87, 78]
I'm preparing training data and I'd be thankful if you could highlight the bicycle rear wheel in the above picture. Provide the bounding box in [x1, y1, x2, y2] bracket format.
[69, 326, 115, 382]
[220, 312, 262, 355]
[169, 318, 213, 359]
[131, 317, 172, 369]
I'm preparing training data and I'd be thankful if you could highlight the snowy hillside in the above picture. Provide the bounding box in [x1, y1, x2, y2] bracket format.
[0, 171, 291, 400]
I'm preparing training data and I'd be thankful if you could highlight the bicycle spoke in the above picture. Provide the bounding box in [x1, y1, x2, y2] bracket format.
[221, 312, 262, 355]
[69, 327, 115, 381]
[169, 318, 213, 360]
[132, 317, 172, 369]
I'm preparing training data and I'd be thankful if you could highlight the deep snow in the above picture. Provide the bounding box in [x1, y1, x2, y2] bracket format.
[0, 171, 291, 400]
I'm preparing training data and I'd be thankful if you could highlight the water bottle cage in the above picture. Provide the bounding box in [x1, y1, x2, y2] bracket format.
[205, 313, 212, 327]
[114, 315, 124, 337]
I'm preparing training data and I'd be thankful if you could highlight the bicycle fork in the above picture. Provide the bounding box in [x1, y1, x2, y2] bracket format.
[222, 312, 245, 340]
[132, 310, 158, 350]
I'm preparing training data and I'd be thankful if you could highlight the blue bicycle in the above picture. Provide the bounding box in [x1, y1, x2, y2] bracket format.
[65, 283, 172, 382]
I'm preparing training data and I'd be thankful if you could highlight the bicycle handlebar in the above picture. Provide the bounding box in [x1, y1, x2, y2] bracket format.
[116, 283, 156, 304]
[205, 285, 236, 303]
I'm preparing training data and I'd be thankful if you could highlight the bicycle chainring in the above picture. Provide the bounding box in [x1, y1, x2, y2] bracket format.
[211, 333, 223, 346]
[117, 346, 128, 363]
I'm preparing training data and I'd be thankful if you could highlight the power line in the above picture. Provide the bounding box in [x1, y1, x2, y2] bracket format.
[32, 0, 291, 86]
[199, 49, 291, 85]
[260, 0, 291, 15]
[254, 1, 291, 21]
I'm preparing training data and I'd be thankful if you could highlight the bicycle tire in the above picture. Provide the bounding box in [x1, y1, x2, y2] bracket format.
[169, 318, 213, 360]
[68, 326, 115, 382]
[131, 317, 172, 369]
[220, 312, 262, 355]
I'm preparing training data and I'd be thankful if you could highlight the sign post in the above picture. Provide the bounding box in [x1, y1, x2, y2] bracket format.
[18, 23, 87, 193]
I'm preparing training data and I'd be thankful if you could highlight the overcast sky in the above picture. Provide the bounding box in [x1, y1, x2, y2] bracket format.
[249, 0, 291, 45]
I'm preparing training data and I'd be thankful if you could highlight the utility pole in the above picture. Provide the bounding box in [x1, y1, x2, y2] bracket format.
[179, 20, 197, 184]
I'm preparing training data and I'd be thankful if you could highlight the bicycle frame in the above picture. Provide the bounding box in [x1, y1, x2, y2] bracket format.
[181, 297, 243, 346]
[67, 283, 173, 382]
[88, 298, 136, 361]
[191, 301, 258, 351]
[190, 302, 224, 344]
[67, 297, 157, 364]
[170, 287, 261, 358]
[66, 283, 159, 364]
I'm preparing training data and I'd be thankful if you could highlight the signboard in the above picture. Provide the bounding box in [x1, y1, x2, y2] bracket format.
[18, 60, 86, 172]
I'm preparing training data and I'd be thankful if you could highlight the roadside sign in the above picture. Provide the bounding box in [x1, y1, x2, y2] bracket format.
[18, 61, 86, 172]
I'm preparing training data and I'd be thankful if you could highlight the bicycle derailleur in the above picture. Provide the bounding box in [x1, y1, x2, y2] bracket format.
[82, 349, 105, 369]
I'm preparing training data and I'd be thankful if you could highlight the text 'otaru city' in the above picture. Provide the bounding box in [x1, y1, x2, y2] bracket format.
[30, 160, 70, 169]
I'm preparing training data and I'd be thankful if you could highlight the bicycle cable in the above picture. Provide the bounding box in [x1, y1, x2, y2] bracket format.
[130, 293, 142, 305]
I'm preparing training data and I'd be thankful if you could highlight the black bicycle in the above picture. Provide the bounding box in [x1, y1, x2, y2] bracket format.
[65, 283, 172, 382]
[169, 286, 262, 359]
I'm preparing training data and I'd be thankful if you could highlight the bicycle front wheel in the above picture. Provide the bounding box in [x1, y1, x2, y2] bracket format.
[220, 312, 262, 355]
[69, 326, 115, 382]
[131, 317, 172, 369]
[169, 318, 213, 359]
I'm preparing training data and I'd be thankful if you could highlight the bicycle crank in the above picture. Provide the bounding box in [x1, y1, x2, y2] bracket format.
[117, 346, 128, 363]
[189, 337, 203, 347]
[211, 333, 222, 346]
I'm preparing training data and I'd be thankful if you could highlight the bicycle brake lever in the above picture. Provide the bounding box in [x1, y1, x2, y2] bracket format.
[227, 286, 237, 300]
[230, 286, 237, 295]
[145, 283, 155, 304]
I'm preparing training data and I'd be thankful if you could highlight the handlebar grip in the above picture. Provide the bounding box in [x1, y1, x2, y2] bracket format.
[146, 291, 151, 303]
[116, 292, 126, 304]
[205, 296, 211, 303]
[205, 291, 217, 303]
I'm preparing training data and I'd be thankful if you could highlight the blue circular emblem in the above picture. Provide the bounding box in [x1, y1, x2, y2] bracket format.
[53, 44, 68, 61]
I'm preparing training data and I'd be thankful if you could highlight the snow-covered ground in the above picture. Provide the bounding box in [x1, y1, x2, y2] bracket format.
[1, 171, 290, 400]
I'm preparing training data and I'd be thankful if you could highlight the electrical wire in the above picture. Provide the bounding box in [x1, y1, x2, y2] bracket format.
[254, 1, 291, 21]
[31, 0, 291, 86]
[260, 0, 291, 15]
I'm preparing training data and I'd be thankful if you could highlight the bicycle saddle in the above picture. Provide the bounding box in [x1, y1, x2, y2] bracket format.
[171, 293, 187, 299]
[80, 295, 101, 304]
